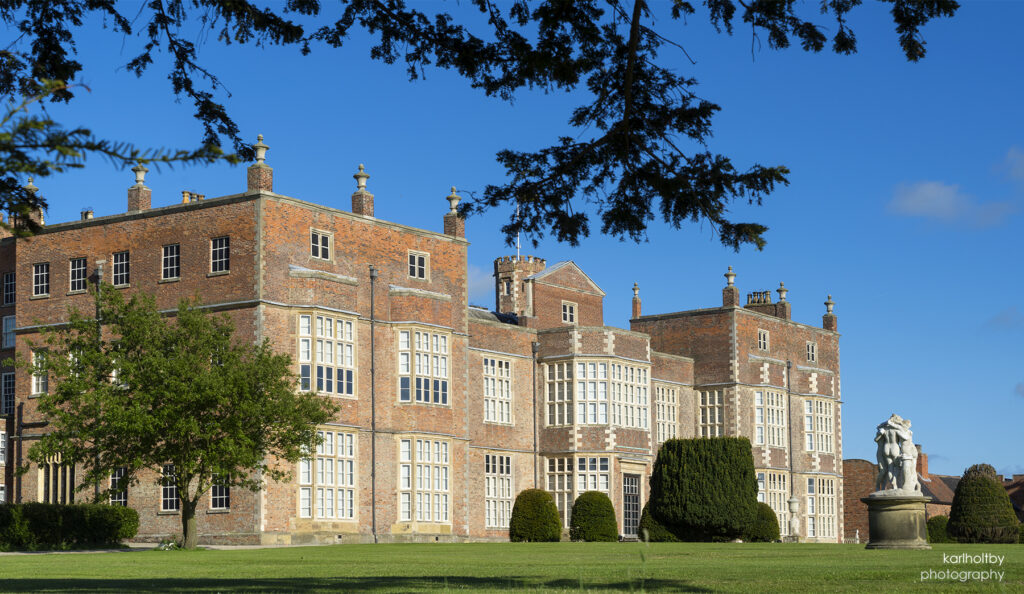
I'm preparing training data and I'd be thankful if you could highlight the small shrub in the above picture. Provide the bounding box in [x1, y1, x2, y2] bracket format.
[569, 491, 617, 542]
[744, 502, 780, 542]
[927, 515, 953, 543]
[638, 503, 678, 542]
[947, 464, 1018, 543]
[509, 489, 561, 542]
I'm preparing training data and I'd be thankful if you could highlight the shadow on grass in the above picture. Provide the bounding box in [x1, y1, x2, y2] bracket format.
[1, 575, 712, 592]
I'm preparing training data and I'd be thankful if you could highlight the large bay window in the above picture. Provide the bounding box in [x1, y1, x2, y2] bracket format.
[699, 390, 724, 437]
[546, 455, 610, 528]
[297, 314, 355, 397]
[485, 454, 513, 529]
[755, 390, 786, 448]
[398, 437, 450, 523]
[804, 399, 834, 453]
[545, 362, 573, 426]
[483, 358, 512, 424]
[655, 384, 678, 444]
[299, 429, 357, 520]
[398, 329, 449, 405]
[807, 477, 836, 538]
[758, 470, 789, 536]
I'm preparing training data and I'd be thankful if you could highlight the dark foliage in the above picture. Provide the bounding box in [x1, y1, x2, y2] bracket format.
[0, 503, 138, 551]
[744, 502, 780, 543]
[509, 489, 561, 542]
[569, 491, 617, 542]
[0, 1, 958, 247]
[1018, 522, 1023, 544]
[926, 515, 953, 543]
[638, 502, 679, 542]
[648, 437, 758, 541]
[947, 464, 1019, 543]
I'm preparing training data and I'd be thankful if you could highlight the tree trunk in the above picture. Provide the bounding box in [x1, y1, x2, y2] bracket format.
[181, 498, 199, 549]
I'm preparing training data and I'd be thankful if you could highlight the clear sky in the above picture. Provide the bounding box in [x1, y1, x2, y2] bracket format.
[13, 2, 1022, 478]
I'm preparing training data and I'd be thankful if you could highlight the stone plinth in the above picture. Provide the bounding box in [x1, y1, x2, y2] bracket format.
[861, 493, 931, 549]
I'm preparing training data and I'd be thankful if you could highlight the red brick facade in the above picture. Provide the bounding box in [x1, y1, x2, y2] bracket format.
[0, 146, 844, 543]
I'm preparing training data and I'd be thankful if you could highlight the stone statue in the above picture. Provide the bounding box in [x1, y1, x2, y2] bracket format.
[873, 414, 922, 494]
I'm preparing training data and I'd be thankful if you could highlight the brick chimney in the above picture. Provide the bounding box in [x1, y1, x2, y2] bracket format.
[351, 165, 374, 216]
[916, 444, 929, 479]
[823, 295, 838, 331]
[744, 283, 791, 320]
[127, 163, 151, 212]
[631, 283, 641, 319]
[246, 134, 273, 192]
[443, 187, 465, 238]
[722, 266, 739, 307]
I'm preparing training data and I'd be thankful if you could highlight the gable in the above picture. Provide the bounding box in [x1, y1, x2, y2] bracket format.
[527, 260, 605, 296]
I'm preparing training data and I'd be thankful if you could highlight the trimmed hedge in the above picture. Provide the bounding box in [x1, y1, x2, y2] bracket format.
[648, 437, 758, 541]
[926, 515, 954, 543]
[947, 464, 1018, 544]
[569, 491, 617, 542]
[744, 502, 780, 543]
[509, 489, 561, 542]
[638, 503, 678, 542]
[0, 503, 139, 551]
[1019, 522, 1023, 544]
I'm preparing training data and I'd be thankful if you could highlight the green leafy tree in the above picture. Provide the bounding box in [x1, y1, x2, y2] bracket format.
[946, 464, 1019, 544]
[744, 501, 780, 543]
[648, 437, 758, 541]
[23, 287, 338, 549]
[569, 491, 618, 542]
[509, 489, 561, 542]
[0, 1, 958, 248]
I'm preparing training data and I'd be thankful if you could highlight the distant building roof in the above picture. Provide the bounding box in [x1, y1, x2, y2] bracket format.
[920, 473, 959, 505]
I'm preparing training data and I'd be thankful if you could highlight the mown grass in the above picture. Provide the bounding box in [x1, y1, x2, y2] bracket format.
[0, 542, 1020, 592]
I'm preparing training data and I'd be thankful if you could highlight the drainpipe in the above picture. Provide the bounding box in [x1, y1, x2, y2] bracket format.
[532, 341, 540, 486]
[786, 359, 799, 540]
[369, 265, 378, 544]
[93, 260, 105, 501]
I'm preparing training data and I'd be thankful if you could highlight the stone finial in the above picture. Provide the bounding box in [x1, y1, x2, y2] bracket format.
[132, 163, 149, 187]
[632, 282, 639, 298]
[777, 282, 788, 303]
[24, 177, 38, 194]
[724, 266, 736, 287]
[447, 186, 461, 214]
[182, 191, 192, 204]
[354, 164, 370, 191]
[825, 294, 835, 314]
[253, 134, 269, 165]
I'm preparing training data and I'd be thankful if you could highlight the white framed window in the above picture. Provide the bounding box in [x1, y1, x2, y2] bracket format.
[2, 315, 14, 348]
[210, 236, 230, 273]
[112, 251, 130, 286]
[0, 430, 6, 464]
[561, 301, 576, 324]
[297, 314, 356, 397]
[408, 251, 428, 280]
[40, 454, 74, 504]
[0, 485, 5, 503]
[33, 262, 49, 296]
[608, 363, 648, 429]
[485, 454, 513, 529]
[311, 230, 331, 260]
[577, 361, 608, 425]
[755, 391, 786, 448]
[1, 372, 13, 415]
[69, 257, 87, 292]
[655, 384, 677, 444]
[759, 471, 789, 536]
[699, 390, 723, 437]
[544, 362, 573, 426]
[398, 437, 449, 523]
[3, 272, 14, 305]
[757, 329, 769, 351]
[211, 476, 230, 510]
[546, 457, 574, 527]
[806, 341, 817, 363]
[299, 429, 356, 520]
[161, 464, 179, 511]
[808, 477, 836, 538]
[31, 349, 47, 395]
[483, 358, 512, 424]
[110, 467, 128, 506]
[804, 399, 834, 453]
[397, 329, 449, 405]
[576, 456, 610, 494]
[162, 244, 180, 280]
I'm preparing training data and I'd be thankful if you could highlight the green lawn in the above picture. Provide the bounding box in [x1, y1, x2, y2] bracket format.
[0, 542, 1020, 592]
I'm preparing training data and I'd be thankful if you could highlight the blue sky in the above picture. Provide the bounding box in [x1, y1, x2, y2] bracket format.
[14, 2, 1022, 478]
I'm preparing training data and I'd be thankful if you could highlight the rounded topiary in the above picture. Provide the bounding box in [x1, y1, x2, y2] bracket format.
[947, 464, 1019, 543]
[638, 502, 679, 542]
[509, 489, 561, 542]
[744, 502, 780, 543]
[569, 491, 617, 542]
[926, 515, 953, 543]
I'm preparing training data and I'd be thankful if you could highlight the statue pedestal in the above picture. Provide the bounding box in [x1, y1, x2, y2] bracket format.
[861, 493, 931, 549]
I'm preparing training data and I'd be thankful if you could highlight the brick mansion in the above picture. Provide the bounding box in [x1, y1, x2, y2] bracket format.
[0, 138, 844, 544]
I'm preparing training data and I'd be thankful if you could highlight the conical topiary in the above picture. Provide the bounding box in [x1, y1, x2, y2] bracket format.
[947, 464, 1018, 543]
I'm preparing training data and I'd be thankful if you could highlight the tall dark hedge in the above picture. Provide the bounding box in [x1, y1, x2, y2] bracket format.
[638, 502, 679, 542]
[1018, 522, 1023, 544]
[744, 502, 780, 542]
[947, 464, 1018, 544]
[569, 491, 617, 542]
[648, 437, 758, 541]
[926, 515, 953, 543]
[0, 503, 139, 551]
[509, 489, 561, 542]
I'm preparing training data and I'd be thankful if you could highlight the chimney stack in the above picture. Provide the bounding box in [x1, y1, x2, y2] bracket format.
[916, 445, 929, 480]
[631, 283, 641, 319]
[127, 163, 151, 212]
[351, 164, 374, 216]
[823, 295, 837, 331]
[81, 208, 94, 220]
[443, 187, 465, 238]
[722, 266, 739, 307]
[246, 134, 273, 192]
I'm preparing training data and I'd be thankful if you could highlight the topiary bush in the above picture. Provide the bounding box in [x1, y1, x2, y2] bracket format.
[569, 491, 617, 542]
[638, 502, 679, 542]
[744, 502, 780, 542]
[947, 464, 1019, 544]
[0, 504, 138, 551]
[509, 489, 561, 542]
[648, 437, 758, 541]
[927, 515, 953, 543]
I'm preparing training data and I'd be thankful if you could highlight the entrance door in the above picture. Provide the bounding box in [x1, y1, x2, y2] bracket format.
[623, 474, 641, 538]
